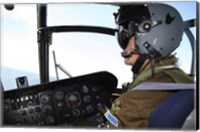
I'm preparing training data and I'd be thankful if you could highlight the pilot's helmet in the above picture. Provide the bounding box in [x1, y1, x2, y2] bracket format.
[115, 3, 184, 58]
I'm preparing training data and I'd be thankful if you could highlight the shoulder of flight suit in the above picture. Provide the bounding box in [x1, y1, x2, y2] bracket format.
[109, 63, 194, 128]
[110, 72, 176, 128]
[111, 90, 175, 128]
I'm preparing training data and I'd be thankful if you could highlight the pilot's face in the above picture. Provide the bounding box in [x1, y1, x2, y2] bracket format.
[123, 36, 140, 66]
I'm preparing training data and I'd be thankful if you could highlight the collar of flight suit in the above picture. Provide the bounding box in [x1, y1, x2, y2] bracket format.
[127, 57, 194, 90]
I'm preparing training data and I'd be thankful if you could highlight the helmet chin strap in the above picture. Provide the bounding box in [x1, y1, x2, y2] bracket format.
[131, 55, 147, 79]
[131, 54, 159, 80]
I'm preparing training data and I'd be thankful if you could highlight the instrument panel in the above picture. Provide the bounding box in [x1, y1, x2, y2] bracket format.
[3, 71, 118, 126]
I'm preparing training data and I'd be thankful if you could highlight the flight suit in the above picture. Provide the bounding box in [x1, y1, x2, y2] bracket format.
[108, 57, 194, 128]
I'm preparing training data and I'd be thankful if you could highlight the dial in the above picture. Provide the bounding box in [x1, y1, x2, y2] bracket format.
[54, 91, 64, 100]
[43, 105, 52, 113]
[66, 93, 80, 108]
[45, 115, 55, 125]
[40, 94, 50, 104]
[72, 108, 81, 116]
[83, 95, 91, 103]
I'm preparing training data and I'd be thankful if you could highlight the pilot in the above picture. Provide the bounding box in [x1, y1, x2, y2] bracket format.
[105, 3, 194, 128]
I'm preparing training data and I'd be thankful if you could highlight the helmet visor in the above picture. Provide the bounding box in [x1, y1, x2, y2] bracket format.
[116, 25, 133, 50]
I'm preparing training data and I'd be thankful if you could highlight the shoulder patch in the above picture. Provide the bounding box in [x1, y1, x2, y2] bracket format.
[111, 100, 122, 113]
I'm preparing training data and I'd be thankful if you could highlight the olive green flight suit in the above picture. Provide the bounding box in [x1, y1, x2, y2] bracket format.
[108, 57, 194, 128]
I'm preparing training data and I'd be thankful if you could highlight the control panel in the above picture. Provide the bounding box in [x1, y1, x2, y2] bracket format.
[3, 71, 118, 126]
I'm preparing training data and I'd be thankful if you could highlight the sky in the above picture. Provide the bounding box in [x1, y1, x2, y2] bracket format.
[0, 1, 197, 90]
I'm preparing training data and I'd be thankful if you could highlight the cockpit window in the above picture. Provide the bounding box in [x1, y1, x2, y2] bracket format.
[47, 4, 132, 87]
[47, 4, 117, 28]
[1, 4, 39, 90]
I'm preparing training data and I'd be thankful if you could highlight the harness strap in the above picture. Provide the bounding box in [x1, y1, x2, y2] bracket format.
[132, 82, 195, 91]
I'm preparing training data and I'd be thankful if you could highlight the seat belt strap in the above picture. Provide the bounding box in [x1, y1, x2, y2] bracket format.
[132, 82, 195, 91]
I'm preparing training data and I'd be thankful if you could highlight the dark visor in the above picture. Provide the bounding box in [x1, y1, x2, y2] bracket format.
[116, 25, 134, 50]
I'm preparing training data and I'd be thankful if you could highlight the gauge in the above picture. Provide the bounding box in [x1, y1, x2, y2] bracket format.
[66, 93, 80, 108]
[40, 94, 50, 104]
[85, 105, 94, 113]
[45, 115, 55, 125]
[42, 105, 52, 113]
[83, 95, 91, 103]
[72, 108, 81, 116]
[54, 91, 64, 100]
